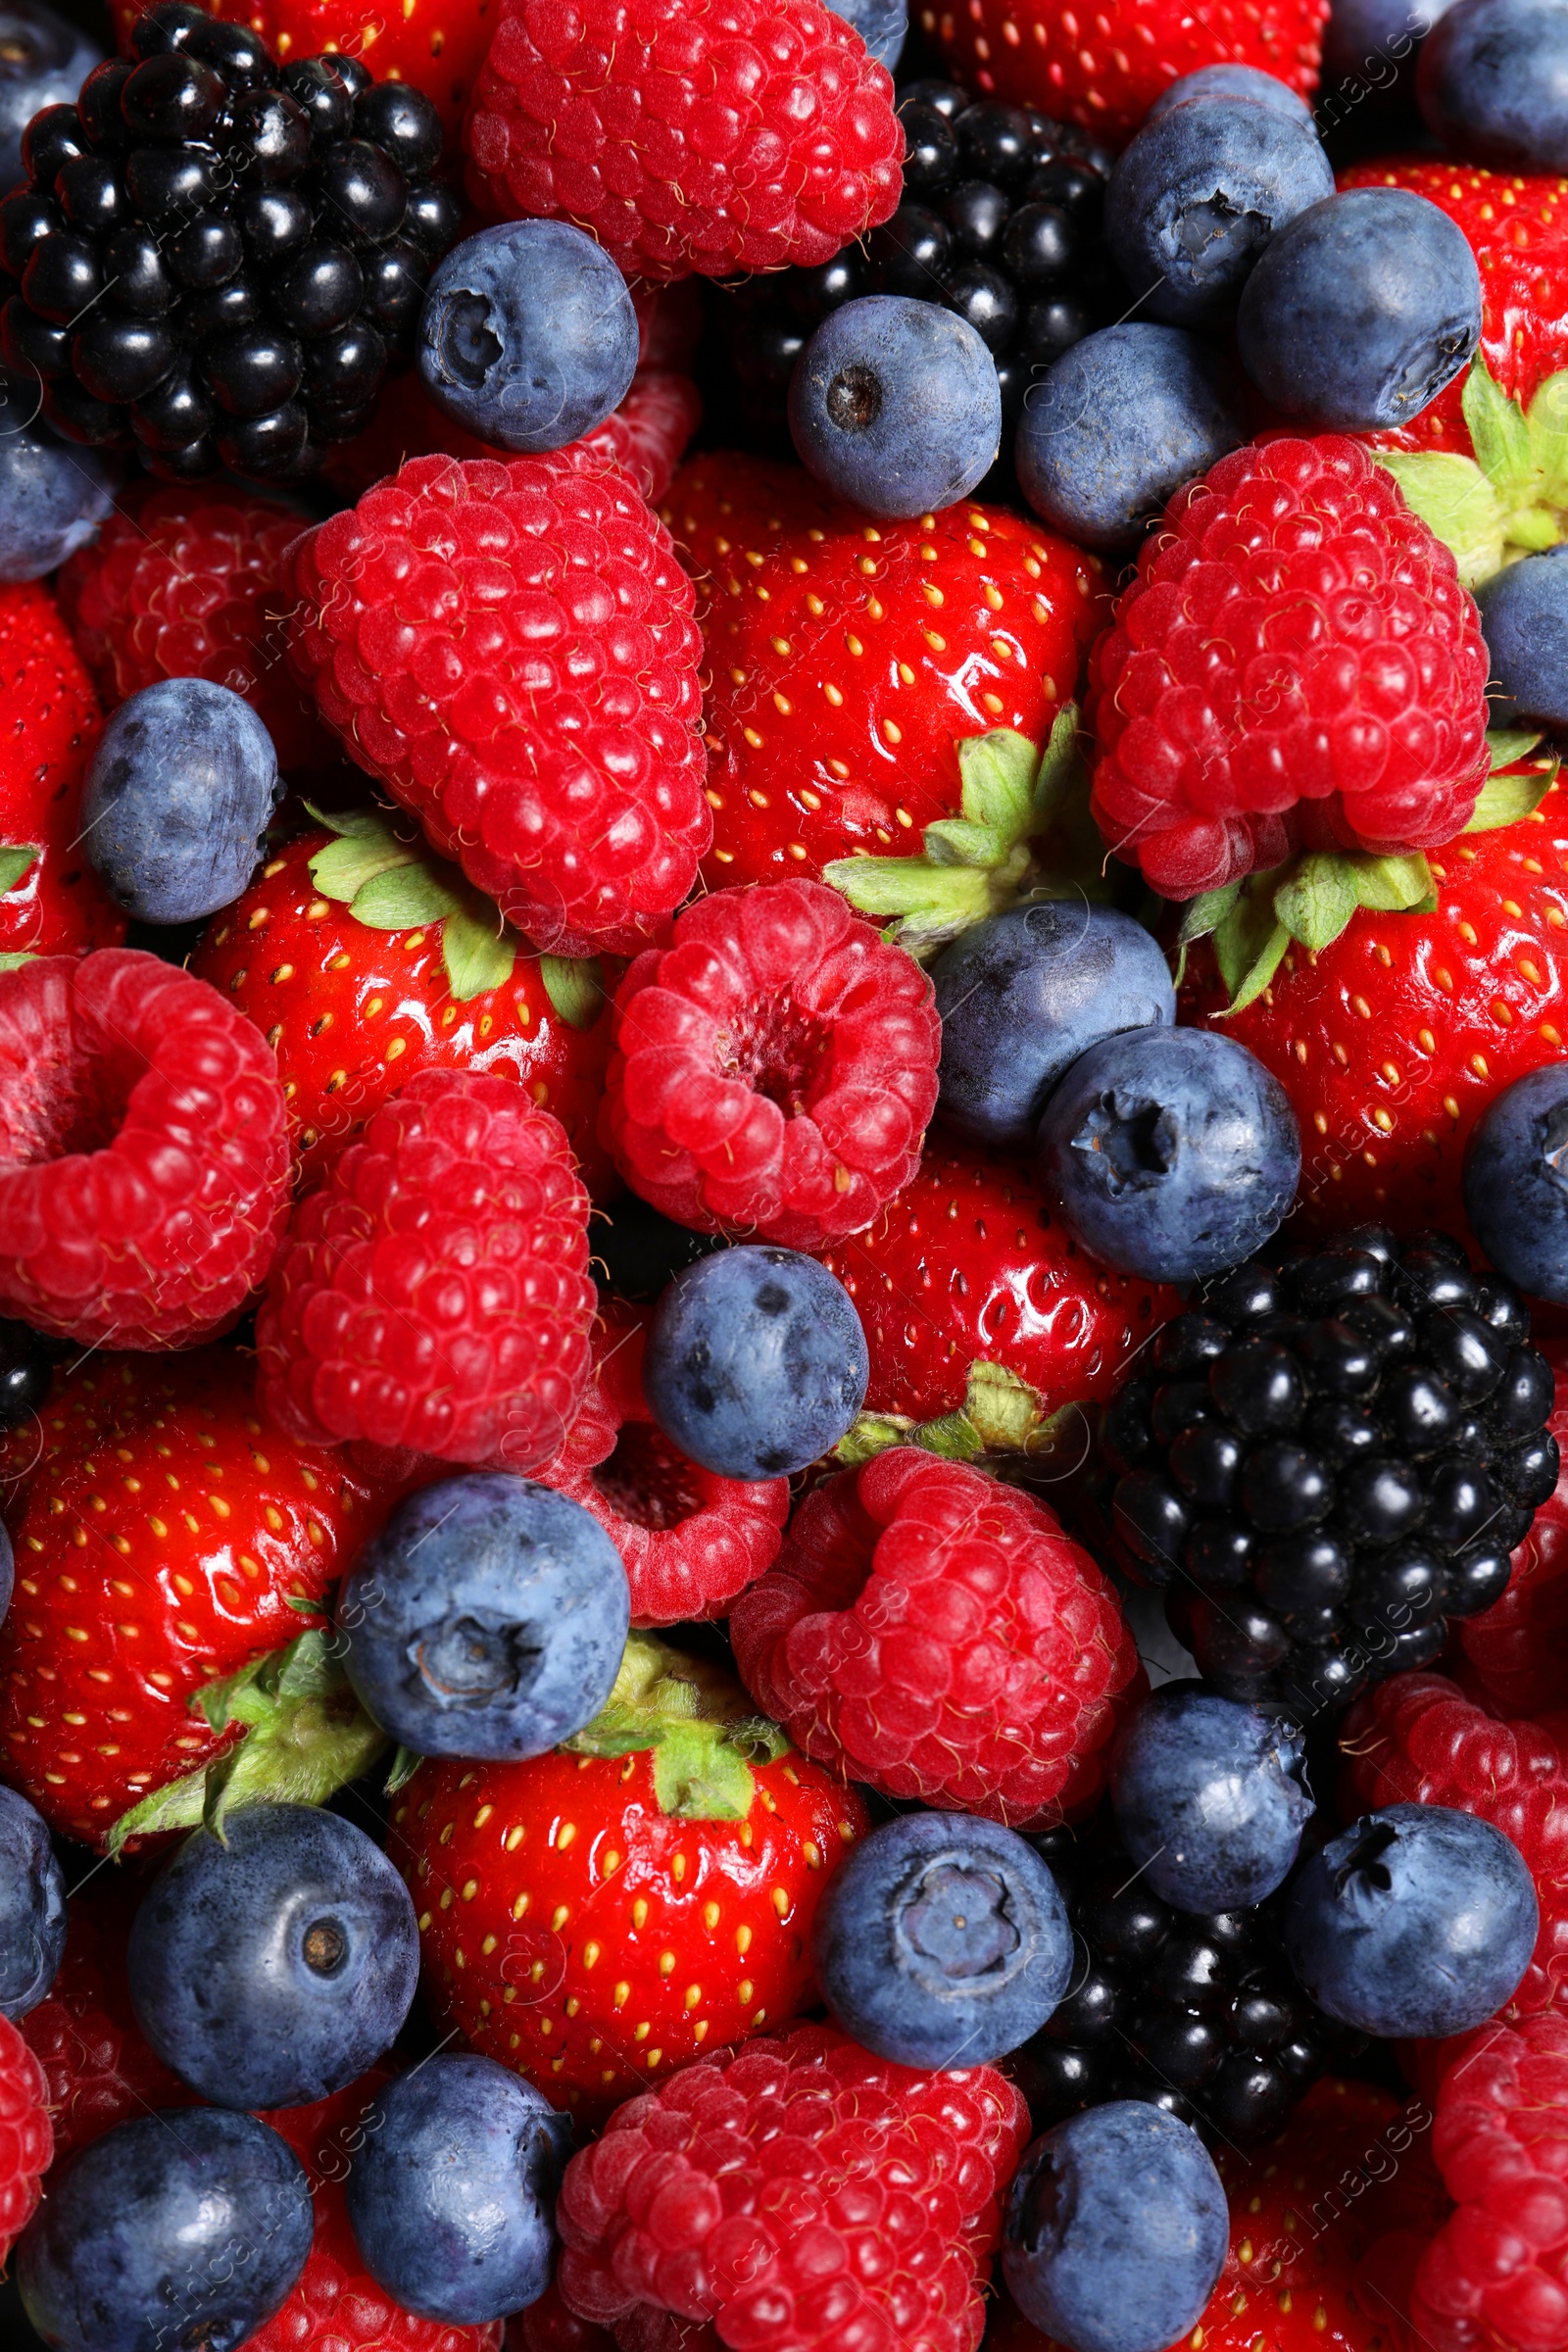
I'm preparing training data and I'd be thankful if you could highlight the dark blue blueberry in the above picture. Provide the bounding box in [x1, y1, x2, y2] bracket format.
[827, 0, 907, 67]
[338, 1473, 629, 1762]
[931, 901, 1176, 1150]
[346, 2055, 572, 2323]
[126, 1802, 418, 2109]
[1477, 553, 1568, 725]
[788, 294, 1002, 518]
[1462, 1063, 1568, 1302]
[0, 1787, 63, 2021]
[1002, 2103, 1230, 2352]
[417, 221, 639, 456]
[0, 0, 100, 194]
[1284, 1802, 1539, 2036]
[642, 1246, 868, 1480]
[1322, 0, 1452, 113]
[1237, 186, 1482, 431]
[1108, 1681, 1313, 1913]
[15, 2107, 313, 2352]
[0, 375, 118, 584]
[811, 1810, 1073, 2068]
[1419, 0, 1568, 170]
[1105, 96, 1334, 324]
[80, 678, 280, 925]
[1036, 1028, 1301, 1284]
[1147, 63, 1315, 119]
[1016, 322, 1247, 549]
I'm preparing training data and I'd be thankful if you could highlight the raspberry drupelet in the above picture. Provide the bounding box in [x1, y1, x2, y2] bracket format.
[0, 2015, 51, 2264]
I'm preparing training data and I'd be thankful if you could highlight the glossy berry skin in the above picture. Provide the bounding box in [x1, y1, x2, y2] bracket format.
[465, 0, 904, 284]
[19, 1882, 193, 2161]
[259, 1072, 595, 1467]
[1285, 1802, 1539, 2038]
[788, 296, 1002, 517]
[1417, 0, 1568, 172]
[0, 583, 125, 959]
[0, 377, 119, 585]
[1462, 1063, 1568, 1301]
[732, 1446, 1143, 1828]
[288, 452, 709, 957]
[338, 1475, 628, 1761]
[0, 0, 99, 192]
[1108, 1684, 1313, 1913]
[555, 2023, 1029, 2346]
[1088, 436, 1491, 899]
[0, 1789, 65, 2024]
[604, 880, 939, 1249]
[15, 2107, 313, 2352]
[1458, 1352, 1568, 1715]
[0, 950, 289, 1349]
[642, 1246, 869, 1481]
[80, 678, 280, 925]
[346, 2058, 572, 2324]
[812, 1808, 1073, 2068]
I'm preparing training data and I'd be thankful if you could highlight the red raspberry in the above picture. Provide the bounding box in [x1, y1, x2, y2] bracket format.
[730, 1446, 1143, 1828]
[288, 452, 710, 958]
[556, 2021, 1028, 2350]
[0, 2013, 51, 2263]
[540, 1302, 788, 1624]
[20, 1881, 194, 2163]
[510, 2283, 619, 2350]
[465, 0, 904, 285]
[1087, 436, 1492, 899]
[1459, 1346, 1568, 1718]
[602, 881, 940, 1249]
[55, 483, 334, 774]
[1413, 2014, 1568, 2352]
[0, 583, 124, 959]
[0, 950, 289, 1349]
[257, 1069, 595, 1467]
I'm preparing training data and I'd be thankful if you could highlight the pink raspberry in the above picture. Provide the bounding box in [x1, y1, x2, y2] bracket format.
[601, 880, 940, 1249]
[729, 1447, 1144, 1828]
[465, 0, 904, 285]
[0, 950, 289, 1349]
[257, 1070, 595, 1469]
[556, 2022, 1029, 2351]
[1088, 435, 1492, 898]
[287, 452, 710, 958]
[0, 2014, 50, 2264]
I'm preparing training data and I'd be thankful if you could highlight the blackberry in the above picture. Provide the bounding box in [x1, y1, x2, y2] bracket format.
[0, 0, 461, 481]
[1101, 1225, 1559, 1713]
[1013, 1814, 1353, 2146]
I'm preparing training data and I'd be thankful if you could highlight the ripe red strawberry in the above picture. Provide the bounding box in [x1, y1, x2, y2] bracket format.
[287, 452, 710, 958]
[0, 1348, 385, 1849]
[0, 582, 124, 959]
[19, 1879, 193, 2162]
[465, 0, 903, 284]
[1458, 1344, 1568, 1718]
[0, 2014, 51, 2264]
[661, 452, 1108, 894]
[391, 1634, 868, 2119]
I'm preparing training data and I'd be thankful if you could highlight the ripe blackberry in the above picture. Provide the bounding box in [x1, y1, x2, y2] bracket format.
[1013, 1814, 1352, 2147]
[0, 0, 461, 481]
[1101, 1225, 1560, 1714]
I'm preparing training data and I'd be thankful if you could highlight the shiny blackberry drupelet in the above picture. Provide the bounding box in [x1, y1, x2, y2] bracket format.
[1012, 1816, 1354, 2145]
[1102, 1225, 1560, 1713]
[714, 81, 1128, 460]
[0, 0, 461, 480]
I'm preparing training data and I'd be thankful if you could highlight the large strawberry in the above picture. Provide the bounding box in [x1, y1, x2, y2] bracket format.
[391, 1633, 868, 2120]
[190, 812, 616, 1196]
[0, 583, 124, 960]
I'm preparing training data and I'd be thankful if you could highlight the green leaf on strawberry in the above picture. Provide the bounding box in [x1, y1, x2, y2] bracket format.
[562, 1633, 790, 1820]
[0, 846, 39, 896]
[302, 804, 529, 1005]
[837, 1357, 1080, 1471]
[1374, 355, 1568, 581]
[539, 954, 610, 1031]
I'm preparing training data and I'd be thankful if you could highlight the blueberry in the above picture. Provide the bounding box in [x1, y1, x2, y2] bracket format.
[126, 1802, 419, 2109]
[931, 902, 1176, 1150]
[787, 293, 1002, 518]
[1105, 97, 1334, 324]
[346, 2055, 572, 2323]
[417, 221, 639, 456]
[337, 1473, 629, 1762]
[811, 1810, 1073, 2068]
[0, 1787, 63, 2021]
[0, 374, 118, 583]
[1285, 1803, 1537, 2035]
[1002, 2103, 1230, 2352]
[15, 2107, 313, 2352]
[1036, 1029, 1301, 1285]
[1323, 0, 1452, 110]
[1108, 1682, 1314, 1912]
[1147, 63, 1316, 119]
[0, 0, 101, 195]
[1016, 322, 1247, 549]
[1476, 553, 1568, 725]
[1419, 0, 1568, 169]
[1462, 1063, 1568, 1301]
[1237, 187, 1482, 431]
[827, 0, 907, 68]
[80, 677, 280, 924]
[642, 1247, 868, 1480]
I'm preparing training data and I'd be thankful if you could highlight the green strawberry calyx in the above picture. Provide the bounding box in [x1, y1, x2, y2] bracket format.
[0, 846, 38, 897]
[837, 1358, 1083, 1475]
[562, 1633, 791, 1823]
[1374, 354, 1568, 584]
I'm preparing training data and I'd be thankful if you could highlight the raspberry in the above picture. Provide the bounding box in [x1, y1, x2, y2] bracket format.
[257, 1070, 595, 1468]
[287, 452, 710, 958]
[0, 949, 290, 1349]
[730, 1446, 1144, 1828]
[602, 881, 940, 1249]
[0, 2014, 51, 2263]
[464, 0, 904, 286]
[1460, 1347, 1568, 1718]
[513, 2283, 619, 2350]
[1087, 436, 1492, 899]
[20, 1882, 193, 2164]
[0, 583, 125, 960]
[56, 483, 334, 773]
[1413, 2014, 1568, 2352]
[556, 2021, 1029, 2350]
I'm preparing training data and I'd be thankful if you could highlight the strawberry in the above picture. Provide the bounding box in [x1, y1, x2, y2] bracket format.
[0, 582, 125, 960]
[390, 1633, 868, 2120]
[190, 812, 616, 1197]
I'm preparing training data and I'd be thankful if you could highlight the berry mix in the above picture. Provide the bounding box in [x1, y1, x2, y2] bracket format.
[5, 0, 1568, 2345]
